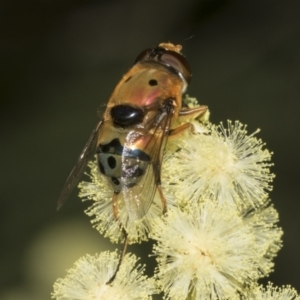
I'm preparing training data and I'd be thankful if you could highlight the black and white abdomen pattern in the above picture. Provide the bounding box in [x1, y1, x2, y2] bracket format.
[97, 138, 150, 192]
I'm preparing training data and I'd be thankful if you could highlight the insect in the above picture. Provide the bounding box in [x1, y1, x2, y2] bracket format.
[57, 42, 207, 281]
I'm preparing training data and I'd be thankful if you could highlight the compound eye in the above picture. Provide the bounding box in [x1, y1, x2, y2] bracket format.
[134, 46, 192, 83]
[160, 51, 192, 83]
[135, 48, 152, 63]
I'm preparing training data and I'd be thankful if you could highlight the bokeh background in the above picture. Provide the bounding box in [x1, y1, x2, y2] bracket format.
[1, 0, 300, 299]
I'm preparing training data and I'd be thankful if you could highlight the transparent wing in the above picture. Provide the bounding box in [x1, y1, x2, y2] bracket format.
[57, 121, 102, 210]
[121, 109, 172, 220]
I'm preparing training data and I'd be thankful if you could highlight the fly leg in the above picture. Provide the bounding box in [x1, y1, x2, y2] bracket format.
[106, 228, 129, 285]
[106, 192, 129, 285]
[168, 122, 193, 137]
[112, 191, 120, 219]
[179, 105, 208, 119]
[157, 185, 167, 215]
[169, 105, 208, 138]
[157, 105, 208, 212]
[153, 163, 167, 215]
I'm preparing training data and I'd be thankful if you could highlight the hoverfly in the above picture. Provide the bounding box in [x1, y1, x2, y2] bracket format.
[57, 42, 207, 281]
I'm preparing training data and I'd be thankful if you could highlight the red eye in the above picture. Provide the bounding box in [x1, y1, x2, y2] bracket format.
[135, 47, 192, 83]
[160, 51, 191, 83]
[135, 48, 152, 63]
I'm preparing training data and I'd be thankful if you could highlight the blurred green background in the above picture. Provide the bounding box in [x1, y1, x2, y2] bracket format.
[1, 0, 300, 299]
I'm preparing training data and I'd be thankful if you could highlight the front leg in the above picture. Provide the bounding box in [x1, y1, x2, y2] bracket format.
[179, 105, 208, 119]
[169, 105, 208, 137]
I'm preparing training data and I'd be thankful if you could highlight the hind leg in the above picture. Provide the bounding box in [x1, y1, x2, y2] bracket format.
[107, 192, 129, 285]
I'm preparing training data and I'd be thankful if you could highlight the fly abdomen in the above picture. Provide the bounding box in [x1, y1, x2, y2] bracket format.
[97, 138, 150, 192]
